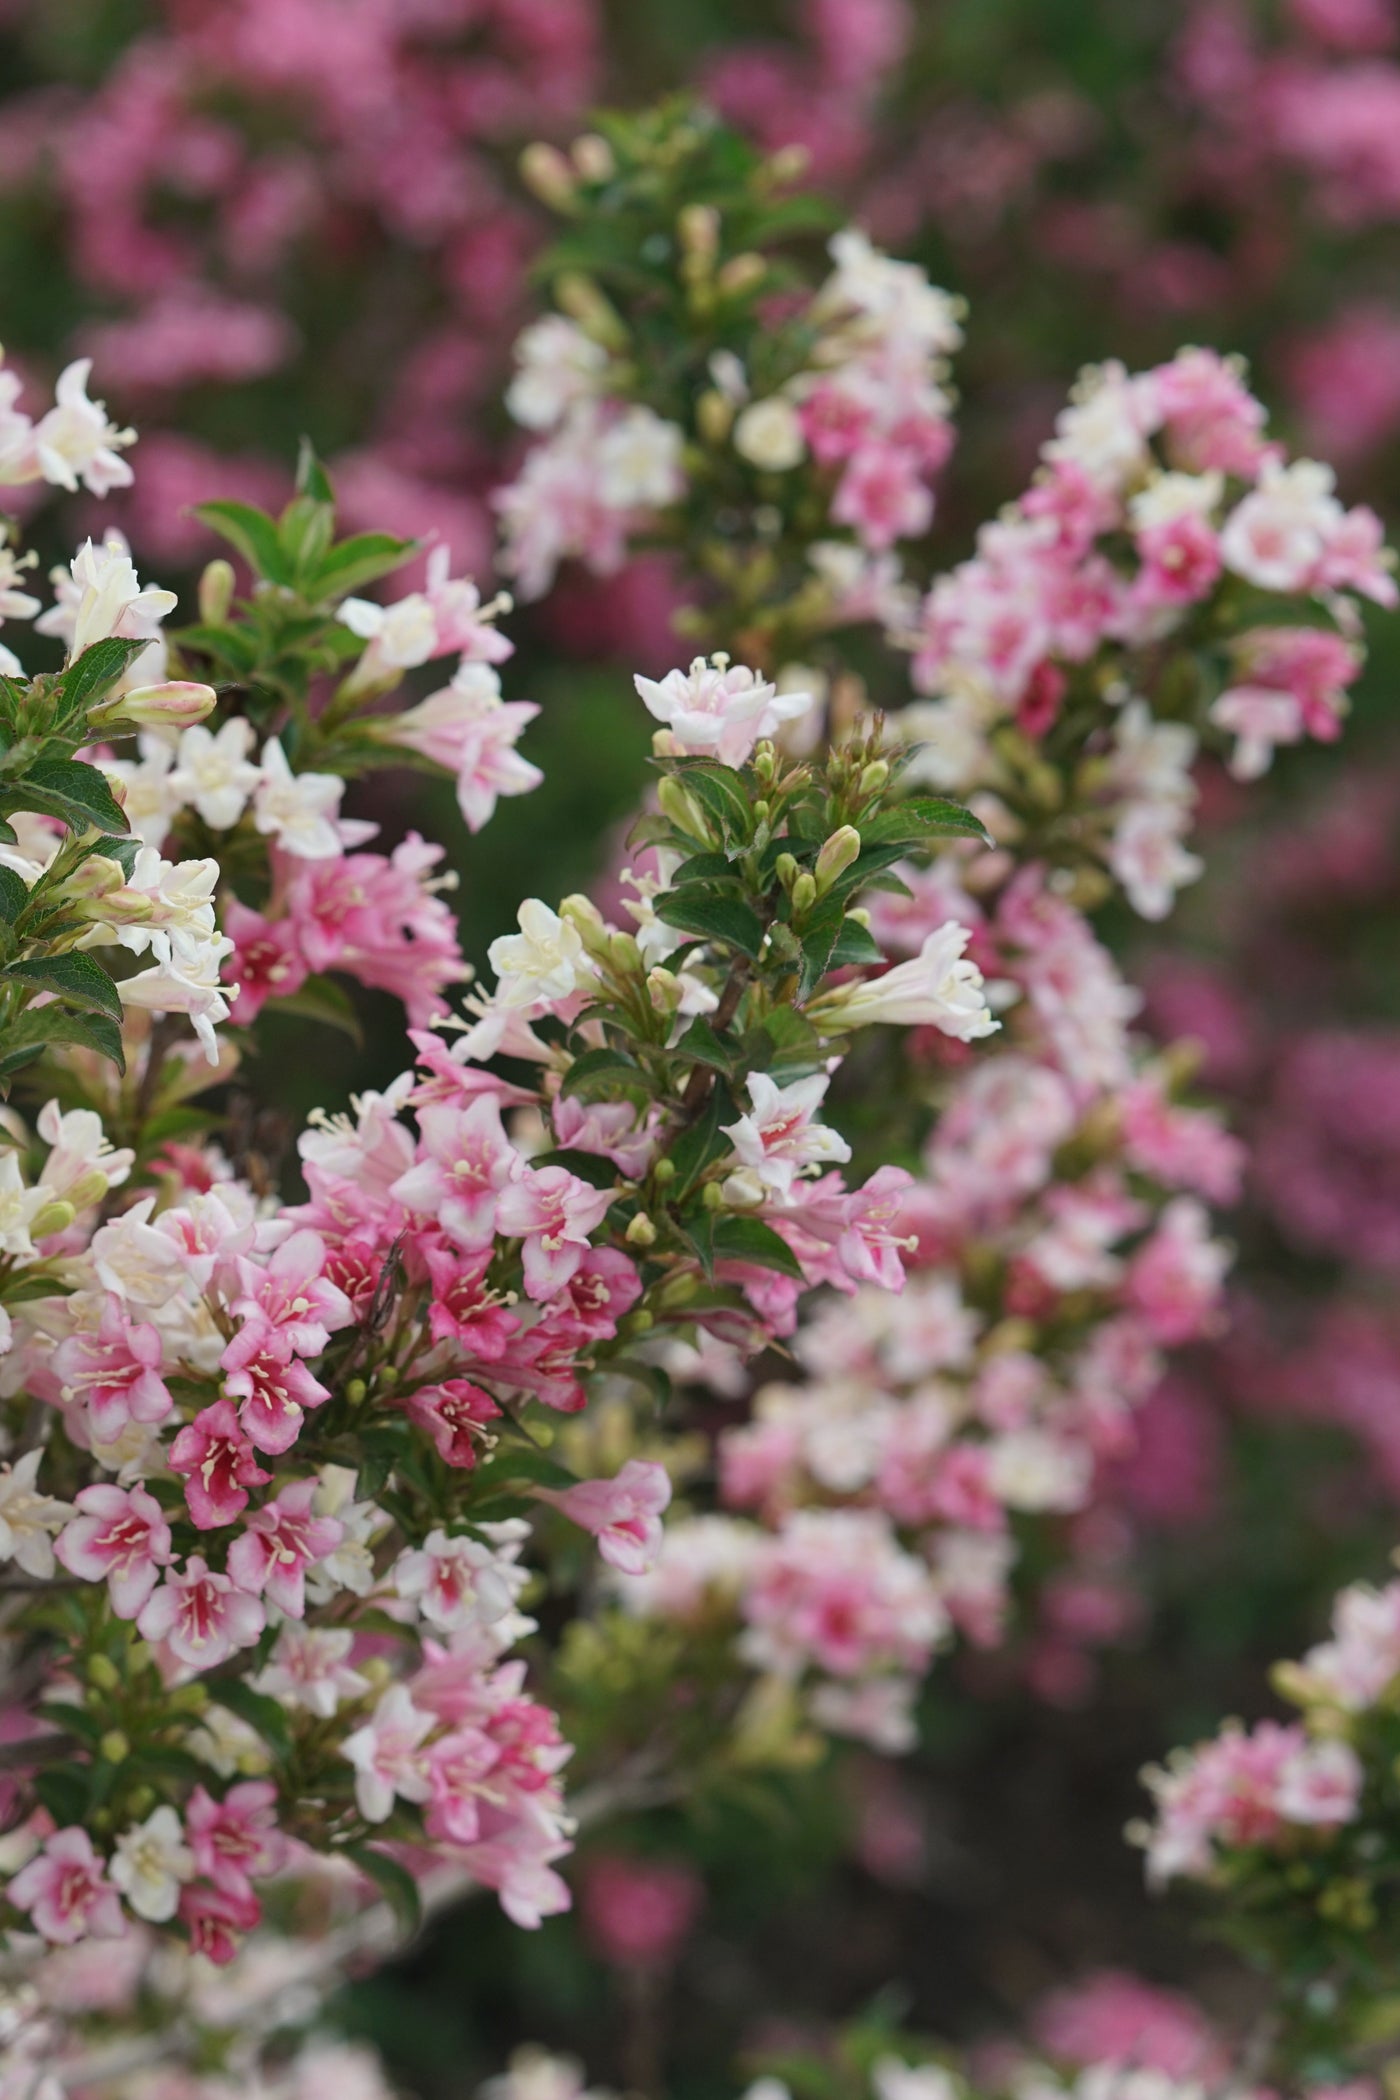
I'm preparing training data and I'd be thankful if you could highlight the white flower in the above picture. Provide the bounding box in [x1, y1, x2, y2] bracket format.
[1209, 686, 1305, 781]
[734, 397, 807, 472]
[110, 1806, 195, 1922]
[1109, 699, 1198, 805]
[809, 921, 998, 1040]
[821, 229, 964, 354]
[1129, 470, 1224, 531]
[253, 1625, 370, 1718]
[488, 898, 590, 1010]
[0, 1151, 50, 1258]
[62, 536, 176, 660]
[98, 735, 182, 850]
[169, 718, 261, 831]
[506, 316, 608, 432]
[251, 737, 345, 860]
[119, 932, 236, 1063]
[986, 1430, 1092, 1512]
[0, 1449, 72, 1579]
[1219, 458, 1344, 594]
[635, 655, 814, 767]
[342, 1684, 434, 1823]
[595, 407, 686, 509]
[1045, 359, 1155, 493]
[32, 359, 135, 497]
[36, 1100, 133, 1202]
[393, 1522, 529, 1631]
[722, 1071, 851, 1199]
[1109, 802, 1203, 921]
[872, 2059, 961, 2100]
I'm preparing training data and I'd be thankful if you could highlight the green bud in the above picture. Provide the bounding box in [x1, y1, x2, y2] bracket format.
[717, 253, 766, 297]
[98, 1730, 130, 1765]
[790, 872, 817, 916]
[775, 853, 799, 892]
[858, 760, 890, 796]
[814, 825, 861, 895]
[646, 967, 683, 1015]
[701, 1181, 726, 1212]
[198, 558, 235, 625]
[65, 1169, 110, 1213]
[696, 390, 734, 445]
[520, 142, 577, 210]
[346, 1377, 368, 1406]
[378, 1363, 399, 1388]
[571, 133, 614, 182]
[657, 774, 710, 839]
[88, 1655, 121, 1693]
[29, 1200, 75, 1241]
[625, 1212, 658, 1248]
[652, 1157, 677, 1186]
[608, 931, 643, 977]
[622, 1308, 654, 1336]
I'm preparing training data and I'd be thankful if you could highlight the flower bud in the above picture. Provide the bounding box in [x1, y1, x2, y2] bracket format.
[520, 142, 577, 210]
[657, 774, 710, 840]
[30, 1200, 75, 1240]
[717, 253, 766, 298]
[198, 558, 235, 624]
[99, 1730, 130, 1764]
[696, 390, 735, 446]
[608, 931, 643, 977]
[345, 1377, 368, 1407]
[65, 1170, 110, 1214]
[625, 1212, 658, 1247]
[89, 681, 217, 732]
[571, 132, 615, 182]
[790, 871, 817, 916]
[88, 1655, 121, 1692]
[59, 855, 126, 903]
[651, 1156, 676, 1186]
[556, 272, 627, 349]
[775, 852, 799, 893]
[858, 759, 890, 796]
[701, 1180, 726, 1212]
[646, 967, 683, 1015]
[814, 825, 861, 895]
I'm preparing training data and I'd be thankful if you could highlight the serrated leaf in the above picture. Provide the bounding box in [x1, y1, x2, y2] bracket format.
[860, 796, 991, 848]
[674, 1015, 734, 1071]
[278, 493, 335, 580]
[666, 759, 752, 839]
[8, 952, 123, 1021]
[534, 1146, 619, 1190]
[0, 1005, 126, 1077]
[666, 1083, 729, 1197]
[656, 885, 765, 959]
[55, 637, 152, 722]
[9, 758, 128, 836]
[0, 866, 28, 922]
[315, 533, 419, 603]
[559, 1045, 652, 1102]
[828, 917, 885, 969]
[192, 501, 293, 585]
[710, 1213, 807, 1280]
[348, 1843, 423, 1942]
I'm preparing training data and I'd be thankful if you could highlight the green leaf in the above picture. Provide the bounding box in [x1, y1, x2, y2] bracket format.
[264, 973, 364, 1046]
[55, 638, 152, 722]
[674, 1015, 735, 1071]
[860, 797, 991, 848]
[535, 1147, 619, 1190]
[0, 1005, 126, 1078]
[8, 952, 123, 1021]
[657, 884, 765, 959]
[828, 917, 886, 969]
[666, 1083, 730, 1196]
[295, 438, 335, 505]
[192, 501, 293, 585]
[13, 758, 129, 836]
[348, 1843, 423, 1942]
[278, 493, 335, 580]
[209, 1678, 293, 1761]
[0, 867, 28, 922]
[35, 1766, 91, 1827]
[560, 1045, 652, 1102]
[314, 532, 419, 603]
[667, 759, 752, 840]
[710, 1213, 806, 1280]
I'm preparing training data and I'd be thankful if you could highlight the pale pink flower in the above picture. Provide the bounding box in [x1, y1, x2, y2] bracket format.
[185, 1781, 285, 1901]
[136, 1556, 266, 1671]
[722, 1072, 851, 1199]
[495, 1164, 613, 1299]
[342, 1684, 435, 1823]
[537, 1459, 673, 1576]
[226, 1479, 343, 1616]
[10, 1827, 125, 1944]
[55, 1483, 173, 1619]
[634, 656, 814, 766]
[52, 1301, 172, 1444]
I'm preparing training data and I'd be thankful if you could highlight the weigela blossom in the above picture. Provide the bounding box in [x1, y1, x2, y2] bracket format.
[635, 657, 814, 767]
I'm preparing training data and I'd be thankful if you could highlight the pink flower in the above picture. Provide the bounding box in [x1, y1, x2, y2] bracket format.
[226, 1480, 343, 1616]
[423, 1724, 501, 1844]
[10, 1827, 125, 1945]
[390, 1096, 518, 1249]
[52, 1302, 173, 1444]
[378, 664, 542, 833]
[185, 1782, 285, 1903]
[722, 1071, 852, 1199]
[582, 1852, 703, 1970]
[1134, 512, 1222, 606]
[537, 1459, 673, 1576]
[1126, 1198, 1230, 1345]
[222, 897, 308, 1024]
[633, 656, 814, 766]
[220, 1336, 331, 1456]
[423, 1242, 521, 1356]
[495, 1163, 612, 1299]
[228, 1228, 354, 1358]
[55, 1483, 173, 1619]
[831, 443, 933, 551]
[405, 1378, 502, 1469]
[178, 1882, 260, 1965]
[342, 1685, 435, 1823]
[136, 1556, 266, 1671]
[168, 1400, 271, 1529]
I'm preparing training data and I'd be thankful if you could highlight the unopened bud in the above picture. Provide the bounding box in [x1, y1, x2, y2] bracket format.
[560, 893, 609, 946]
[790, 871, 817, 916]
[657, 774, 710, 840]
[625, 1212, 658, 1248]
[717, 253, 766, 298]
[701, 1180, 726, 1211]
[775, 852, 799, 893]
[98, 1730, 130, 1764]
[571, 132, 615, 182]
[520, 142, 576, 210]
[198, 558, 235, 625]
[60, 855, 126, 903]
[89, 681, 217, 732]
[345, 1377, 368, 1406]
[858, 759, 890, 796]
[846, 906, 872, 929]
[621, 1308, 654, 1336]
[646, 967, 683, 1015]
[651, 1156, 676, 1186]
[766, 144, 810, 186]
[696, 390, 735, 446]
[64, 1170, 109, 1213]
[679, 204, 720, 272]
[363, 1656, 394, 1689]
[30, 1200, 75, 1241]
[556, 272, 626, 349]
[171, 1682, 208, 1715]
[814, 825, 861, 895]
[608, 931, 643, 977]
[88, 1655, 120, 1692]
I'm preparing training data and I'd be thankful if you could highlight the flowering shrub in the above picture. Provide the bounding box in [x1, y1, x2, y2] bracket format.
[0, 73, 1395, 2100]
